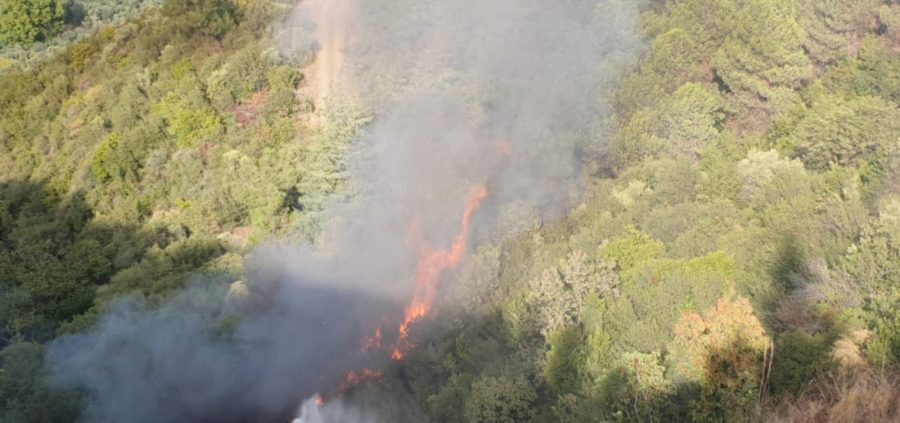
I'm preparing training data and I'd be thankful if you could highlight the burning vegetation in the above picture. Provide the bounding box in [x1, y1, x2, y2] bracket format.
[392, 186, 490, 360]
[310, 185, 491, 406]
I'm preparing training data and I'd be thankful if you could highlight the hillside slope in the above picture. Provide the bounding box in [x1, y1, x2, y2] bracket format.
[1, 0, 899, 422]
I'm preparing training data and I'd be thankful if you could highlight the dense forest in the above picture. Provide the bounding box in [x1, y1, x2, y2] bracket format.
[1, 0, 900, 422]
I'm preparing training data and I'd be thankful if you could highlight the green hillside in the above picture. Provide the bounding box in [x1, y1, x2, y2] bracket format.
[1, 0, 900, 421]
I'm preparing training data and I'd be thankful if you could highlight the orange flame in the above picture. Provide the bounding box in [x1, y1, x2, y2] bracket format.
[338, 368, 384, 395]
[392, 186, 490, 359]
[303, 185, 490, 408]
[360, 324, 383, 352]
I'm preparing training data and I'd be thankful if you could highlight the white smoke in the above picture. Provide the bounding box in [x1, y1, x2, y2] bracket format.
[47, 0, 644, 421]
[292, 397, 374, 423]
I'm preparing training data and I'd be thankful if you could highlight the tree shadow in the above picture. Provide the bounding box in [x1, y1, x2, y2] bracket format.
[0, 178, 417, 421]
[0, 178, 159, 422]
[0, 178, 235, 347]
[1, 179, 102, 345]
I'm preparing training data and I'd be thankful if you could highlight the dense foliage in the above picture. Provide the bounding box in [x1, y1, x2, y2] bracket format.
[0, 0, 163, 68]
[0, 0, 67, 46]
[0, 0, 899, 421]
[403, 0, 900, 421]
[0, 0, 361, 420]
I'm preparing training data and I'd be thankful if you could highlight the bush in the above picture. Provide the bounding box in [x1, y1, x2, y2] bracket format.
[0, 342, 79, 422]
[464, 375, 537, 423]
[864, 291, 900, 369]
[91, 133, 122, 182]
[770, 330, 835, 395]
[595, 351, 677, 421]
[153, 92, 223, 148]
[162, 0, 238, 39]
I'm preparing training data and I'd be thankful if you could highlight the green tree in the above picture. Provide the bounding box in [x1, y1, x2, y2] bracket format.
[595, 351, 677, 421]
[797, 0, 880, 65]
[0, 0, 66, 46]
[162, 0, 238, 39]
[644, 0, 739, 54]
[464, 376, 537, 423]
[543, 326, 587, 395]
[839, 197, 900, 298]
[714, 0, 811, 118]
[783, 94, 900, 170]
[614, 28, 706, 119]
[770, 330, 835, 395]
[736, 149, 806, 202]
[865, 290, 900, 369]
[822, 37, 900, 104]
[526, 251, 619, 340]
[153, 92, 223, 148]
[615, 83, 727, 163]
[0, 342, 79, 422]
[91, 133, 123, 182]
[426, 373, 473, 423]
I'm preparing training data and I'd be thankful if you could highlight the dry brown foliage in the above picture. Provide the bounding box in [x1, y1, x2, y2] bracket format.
[769, 370, 900, 423]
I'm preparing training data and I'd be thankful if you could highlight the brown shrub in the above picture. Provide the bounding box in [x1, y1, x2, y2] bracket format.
[769, 371, 900, 423]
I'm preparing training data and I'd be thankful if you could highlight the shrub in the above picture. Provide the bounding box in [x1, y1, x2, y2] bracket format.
[153, 92, 223, 148]
[91, 133, 123, 182]
[527, 251, 619, 340]
[595, 351, 677, 421]
[464, 375, 537, 423]
[770, 330, 836, 395]
[770, 371, 900, 422]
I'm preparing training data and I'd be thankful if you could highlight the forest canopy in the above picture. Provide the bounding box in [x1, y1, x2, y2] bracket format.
[1, 0, 900, 422]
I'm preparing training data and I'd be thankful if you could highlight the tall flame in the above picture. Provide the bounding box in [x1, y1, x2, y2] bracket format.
[302, 185, 489, 407]
[392, 185, 490, 359]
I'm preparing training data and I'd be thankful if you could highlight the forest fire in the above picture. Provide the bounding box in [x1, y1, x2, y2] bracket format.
[338, 368, 385, 395]
[360, 324, 383, 352]
[391, 185, 490, 360]
[309, 185, 490, 408]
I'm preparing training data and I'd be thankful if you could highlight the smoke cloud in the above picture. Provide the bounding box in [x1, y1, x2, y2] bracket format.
[47, 0, 644, 421]
[293, 397, 374, 423]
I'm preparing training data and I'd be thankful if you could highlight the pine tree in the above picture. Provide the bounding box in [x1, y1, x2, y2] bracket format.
[714, 0, 812, 118]
[797, 0, 880, 65]
[797, 0, 881, 64]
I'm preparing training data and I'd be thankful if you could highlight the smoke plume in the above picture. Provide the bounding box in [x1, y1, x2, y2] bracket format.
[47, 0, 643, 421]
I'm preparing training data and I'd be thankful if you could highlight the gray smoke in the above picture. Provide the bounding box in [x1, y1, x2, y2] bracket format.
[47, 0, 643, 421]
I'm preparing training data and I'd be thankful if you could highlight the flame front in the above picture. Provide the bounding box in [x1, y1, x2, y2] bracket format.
[339, 368, 385, 394]
[392, 185, 490, 360]
[299, 185, 490, 409]
[360, 324, 383, 352]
